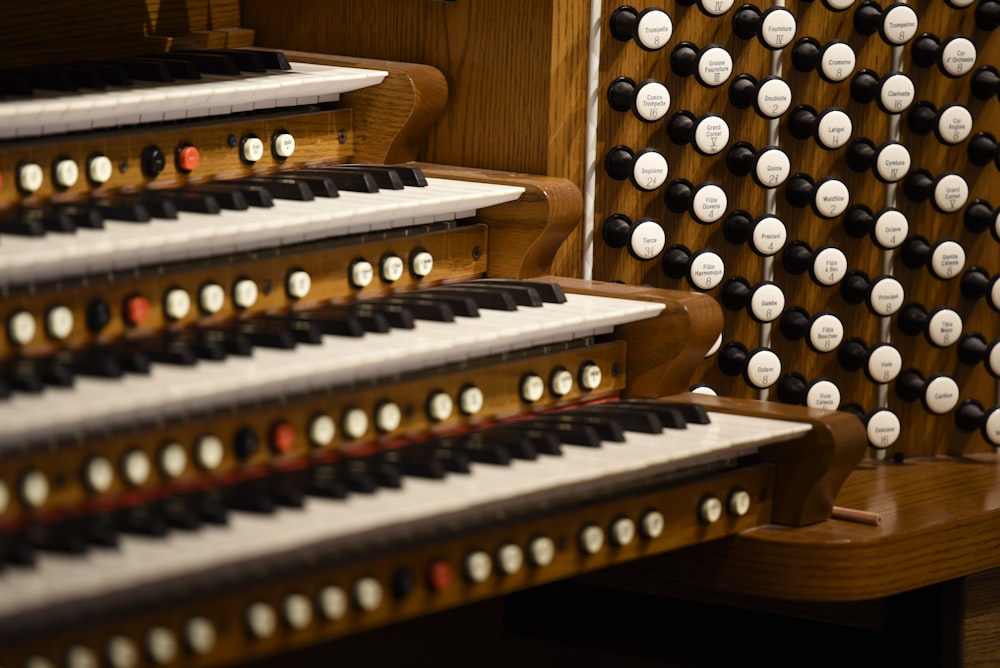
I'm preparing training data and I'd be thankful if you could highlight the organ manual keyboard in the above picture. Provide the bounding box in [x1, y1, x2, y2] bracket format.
[0, 14, 866, 668]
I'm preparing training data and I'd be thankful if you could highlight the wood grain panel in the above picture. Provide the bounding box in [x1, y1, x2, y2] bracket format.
[0, 0, 243, 66]
[242, 0, 589, 279]
[890, 0, 999, 456]
[594, 0, 773, 401]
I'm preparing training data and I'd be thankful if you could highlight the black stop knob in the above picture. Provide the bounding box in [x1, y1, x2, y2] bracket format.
[667, 111, 696, 144]
[843, 205, 874, 237]
[900, 236, 931, 269]
[779, 307, 811, 340]
[853, 1, 883, 35]
[910, 34, 940, 68]
[670, 42, 700, 76]
[726, 142, 756, 175]
[971, 66, 1000, 100]
[720, 277, 752, 310]
[958, 333, 988, 365]
[787, 106, 818, 140]
[902, 169, 933, 202]
[791, 38, 821, 71]
[776, 373, 809, 404]
[662, 245, 693, 278]
[907, 102, 937, 134]
[838, 338, 869, 371]
[968, 132, 999, 167]
[664, 180, 694, 213]
[977, 0, 1000, 31]
[895, 369, 926, 402]
[782, 241, 814, 274]
[850, 69, 881, 104]
[602, 214, 633, 248]
[728, 74, 758, 109]
[964, 199, 996, 234]
[141, 145, 166, 178]
[718, 342, 749, 376]
[723, 210, 754, 244]
[607, 77, 637, 111]
[956, 399, 987, 433]
[234, 426, 260, 460]
[846, 139, 877, 172]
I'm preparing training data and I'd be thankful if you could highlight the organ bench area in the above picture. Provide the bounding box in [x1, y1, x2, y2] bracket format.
[0, 3, 874, 667]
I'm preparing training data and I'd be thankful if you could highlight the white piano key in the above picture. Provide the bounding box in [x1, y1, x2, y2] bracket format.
[0, 412, 811, 623]
[0, 294, 664, 447]
[0, 178, 525, 287]
[0, 63, 388, 140]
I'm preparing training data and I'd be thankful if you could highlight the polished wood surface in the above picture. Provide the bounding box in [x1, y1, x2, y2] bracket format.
[0, 0, 248, 66]
[243, 0, 590, 279]
[588, 454, 1000, 602]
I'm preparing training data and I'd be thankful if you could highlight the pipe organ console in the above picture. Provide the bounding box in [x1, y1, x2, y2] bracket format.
[240, 1, 1000, 664]
[253, 0, 1000, 460]
[0, 2, 875, 666]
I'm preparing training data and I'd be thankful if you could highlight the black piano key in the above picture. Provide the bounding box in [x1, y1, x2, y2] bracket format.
[521, 420, 604, 448]
[226, 48, 286, 70]
[41, 354, 75, 388]
[141, 335, 200, 366]
[341, 459, 380, 494]
[380, 446, 447, 480]
[118, 344, 152, 375]
[611, 401, 688, 429]
[246, 49, 292, 70]
[91, 197, 153, 223]
[0, 374, 12, 400]
[194, 489, 230, 525]
[351, 164, 428, 187]
[143, 189, 221, 215]
[348, 304, 392, 333]
[229, 177, 314, 201]
[297, 167, 378, 193]
[237, 321, 298, 349]
[162, 496, 203, 530]
[200, 325, 254, 357]
[292, 307, 366, 338]
[27, 522, 89, 554]
[570, 406, 665, 434]
[227, 480, 278, 514]
[52, 204, 104, 229]
[0, 209, 47, 237]
[180, 183, 254, 210]
[467, 281, 543, 307]
[475, 278, 568, 304]
[306, 165, 404, 190]
[83, 513, 119, 547]
[380, 297, 455, 322]
[4, 536, 36, 566]
[72, 346, 124, 378]
[306, 464, 349, 499]
[158, 51, 242, 76]
[76, 62, 133, 87]
[179, 49, 267, 73]
[23, 66, 79, 92]
[116, 504, 169, 537]
[649, 401, 712, 425]
[266, 172, 339, 198]
[422, 286, 518, 311]
[371, 459, 404, 489]
[9, 359, 45, 393]
[114, 58, 176, 83]
[396, 292, 479, 318]
[477, 432, 538, 460]
[254, 314, 325, 344]
[352, 302, 416, 332]
[29, 206, 78, 234]
[485, 427, 563, 456]
[60, 65, 108, 90]
[532, 413, 626, 442]
[438, 435, 511, 466]
[0, 69, 35, 96]
[270, 473, 308, 508]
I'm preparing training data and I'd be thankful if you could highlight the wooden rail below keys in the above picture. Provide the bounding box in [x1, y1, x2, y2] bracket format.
[586, 454, 1000, 602]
